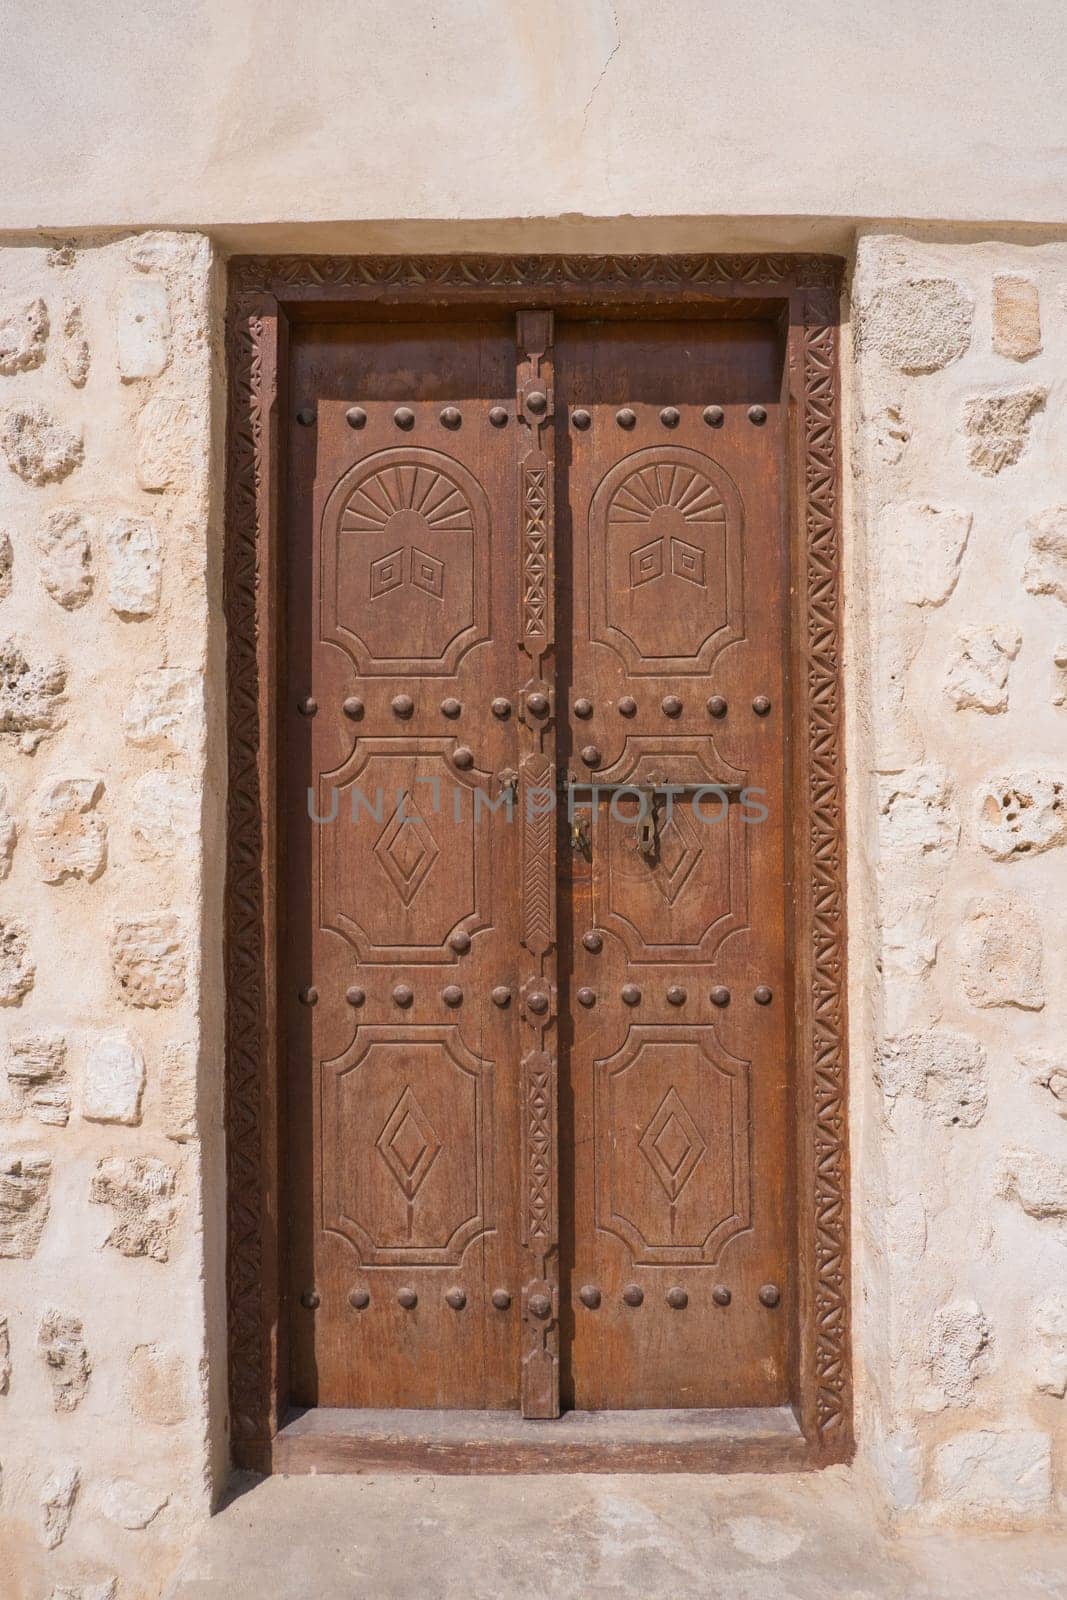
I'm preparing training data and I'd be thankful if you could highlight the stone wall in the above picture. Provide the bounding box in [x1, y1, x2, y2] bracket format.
[850, 233, 1067, 1526]
[0, 234, 225, 1598]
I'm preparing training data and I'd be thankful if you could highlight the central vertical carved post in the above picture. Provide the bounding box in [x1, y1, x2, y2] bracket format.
[515, 309, 559, 1418]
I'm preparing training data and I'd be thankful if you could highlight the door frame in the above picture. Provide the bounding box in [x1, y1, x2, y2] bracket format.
[223, 253, 851, 1473]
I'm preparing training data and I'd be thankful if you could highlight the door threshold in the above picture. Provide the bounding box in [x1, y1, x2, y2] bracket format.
[272, 1404, 810, 1475]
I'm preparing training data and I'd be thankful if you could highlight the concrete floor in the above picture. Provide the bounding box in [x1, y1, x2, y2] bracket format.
[165, 1469, 1067, 1600]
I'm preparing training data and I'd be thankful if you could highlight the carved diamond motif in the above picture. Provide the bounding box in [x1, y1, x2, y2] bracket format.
[376, 1085, 442, 1200]
[651, 805, 701, 907]
[638, 1087, 706, 1201]
[630, 537, 664, 588]
[374, 792, 439, 906]
[370, 547, 405, 598]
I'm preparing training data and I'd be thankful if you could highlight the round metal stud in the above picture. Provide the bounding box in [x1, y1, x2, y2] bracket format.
[491, 697, 512, 719]
[667, 985, 687, 1007]
[712, 1284, 732, 1307]
[445, 1287, 467, 1310]
[345, 406, 367, 429]
[528, 1293, 552, 1319]
[618, 695, 637, 717]
[753, 694, 771, 716]
[622, 1284, 644, 1307]
[707, 694, 728, 718]
[453, 746, 474, 770]
[574, 697, 593, 719]
[440, 697, 462, 718]
[579, 1285, 602, 1309]
[394, 406, 416, 430]
[527, 692, 549, 716]
[345, 985, 366, 1007]
[298, 986, 318, 1006]
[711, 986, 731, 1007]
[449, 929, 471, 954]
[298, 696, 318, 717]
[397, 1288, 418, 1309]
[349, 1288, 370, 1309]
[527, 991, 549, 1016]
[660, 406, 680, 428]
[577, 987, 597, 1008]
[616, 407, 637, 429]
[666, 1287, 689, 1310]
[703, 405, 724, 427]
[489, 406, 509, 428]
[392, 693, 414, 718]
[526, 390, 548, 415]
[491, 985, 511, 1008]
[582, 930, 604, 954]
[296, 409, 315, 427]
[580, 745, 601, 767]
[300, 1289, 320, 1309]
[393, 984, 414, 1007]
[759, 1283, 781, 1308]
[661, 694, 683, 717]
[754, 985, 773, 1006]
[442, 984, 463, 1007]
[491, 1288, 511, 1310]
[342, 696, 364, 720]
[440, 406, 462, 430]
[748, 405, 767, 426]
[572, 408, 592, 430]
[621, 983, 641, 1006]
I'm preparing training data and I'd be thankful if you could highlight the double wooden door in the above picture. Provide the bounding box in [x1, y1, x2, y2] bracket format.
[285, 309, 792, 1418]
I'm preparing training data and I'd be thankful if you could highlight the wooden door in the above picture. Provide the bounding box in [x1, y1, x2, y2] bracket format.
[285, 310, 792, 1417]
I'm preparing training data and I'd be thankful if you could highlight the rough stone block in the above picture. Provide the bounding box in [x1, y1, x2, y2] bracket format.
[111, 913, 186, 1007]
[30, 776, 107, 883]
[1032, 1295, 1067, 1397]
[8, 1033, 70, 1126]
[102, 1476, 168, 1530]
[0, 1313, 9, 1394]
[1029, 1056, 1067, 1119]
[999, 1149, 1067, 1224]
[858, 277, 973, 372]
[878, 767, 959, 860]
[876, 1029, 987, 1127]
[161, 1040, 197, 1141]
[0, 529, 11, 599]
[963, 388, 1046, 476]
[944, 626, 1021, 713]
[878, 502, 972, 607]
[0, 403, 83, 485]
[0, 637, 66, 752]
[105, 514, 161, 617]
[40, 1462, 79, 1549]
[50, 1584, 117, 1600]
[923, 1300, 993, 1409]
[1055, 644, 1067, 707]
[38, 1308, 90, 1411]
[0, 780, 16, 880]
[116, 276, 170, 381]
[934, 1430, 1051, 1518]
[0, 917, 34, 1004]
[83, 1031, 145, 1125]
[0, 1152, 51, 1255]
[37, 507, 94, 609]
[127, 1341, 188, 1425]
[976, 772, 1067, 860]
[960, 893, 1044, 1010]
[136, 394, 195, 491]
[59, 299, 90, 388]
[0, 298, 48, 375]
[123, 667, 202, 754]
[129, 770, 198, 860]
[90, 1154, 178, 1260]
[1024, 505, 1067, 606]
[993, 274, 1041, 360]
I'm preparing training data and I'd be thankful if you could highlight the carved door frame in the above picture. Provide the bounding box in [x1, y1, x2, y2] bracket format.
[224, 254, 851, 1473]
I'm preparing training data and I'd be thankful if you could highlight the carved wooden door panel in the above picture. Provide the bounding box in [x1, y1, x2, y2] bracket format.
[556, 320, 792, 1409]
[285, 311, 792, 1417]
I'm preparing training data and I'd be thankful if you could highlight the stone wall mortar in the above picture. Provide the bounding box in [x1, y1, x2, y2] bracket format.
[0, 233, 223, 1598]
[850, 232, 1067, 1526]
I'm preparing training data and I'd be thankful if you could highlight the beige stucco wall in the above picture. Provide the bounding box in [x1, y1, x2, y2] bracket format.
[0, 234, 227, 1599]
[4, 1, 1067, 247]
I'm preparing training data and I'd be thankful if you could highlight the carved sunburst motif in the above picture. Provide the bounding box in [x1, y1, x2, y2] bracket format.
[341, 463, 474, 534]
[608, 461, 726, 527]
